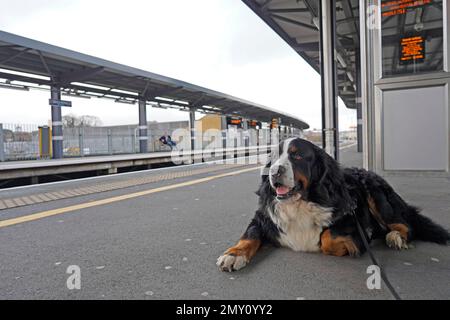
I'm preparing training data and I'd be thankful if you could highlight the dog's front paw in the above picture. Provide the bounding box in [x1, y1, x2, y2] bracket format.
[216, 239, 260, 272]
[216, 253, 248, 272]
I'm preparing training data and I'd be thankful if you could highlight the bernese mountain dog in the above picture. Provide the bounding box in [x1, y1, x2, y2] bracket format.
[217, 137, 450, 272]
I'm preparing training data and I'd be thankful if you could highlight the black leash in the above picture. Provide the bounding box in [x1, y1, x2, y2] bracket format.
[352, 211, 402, 300]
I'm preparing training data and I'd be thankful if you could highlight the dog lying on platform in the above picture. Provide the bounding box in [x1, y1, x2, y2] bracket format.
[217, 137, 450, 272]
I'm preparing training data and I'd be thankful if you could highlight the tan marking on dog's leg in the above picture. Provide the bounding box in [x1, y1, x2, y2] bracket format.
[367, 196, 387, 228]
[386, 223, 410, 250]
[320, 230, 360, 257]
[216, 239, 261, 272]
[388, 223, 409, 240]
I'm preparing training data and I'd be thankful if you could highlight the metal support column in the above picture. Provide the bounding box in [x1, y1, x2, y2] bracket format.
[50, 86, 63, 159]
[138, 98, 148, 153]
[356, 100, 363, 153]
[221, 115, 227, 161]
[0, 123, 5, 162]
[131, 133, 136, 153]
[319, 0, 339, 160]
[242, 118, 249, 147]
[356, 49, 363, 153]
[78, 127, 84, 157]
[189, 108, 196, 151]
[278, 117, 282, 142]
[242, 118, 249, 160]
[107, 128, 113, 155]
[359, 0, 374, 170]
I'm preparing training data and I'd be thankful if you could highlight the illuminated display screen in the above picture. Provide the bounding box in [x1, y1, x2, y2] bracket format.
[382, 0, 432, 17]
[399, 35, 425, 64]
[270, 119, 278, 129]
[248, 120, 260, 128]
[226, 117, 242, 128]
[381, 0, 443, 76]
[226, 118, 261, 128]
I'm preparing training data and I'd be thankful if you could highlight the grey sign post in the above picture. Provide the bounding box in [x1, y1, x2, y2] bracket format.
[138, 98, 148, 153]
[49, 87, 69, 159]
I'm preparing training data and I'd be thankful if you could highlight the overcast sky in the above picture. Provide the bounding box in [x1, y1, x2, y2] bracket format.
[0, 0, 356, 130]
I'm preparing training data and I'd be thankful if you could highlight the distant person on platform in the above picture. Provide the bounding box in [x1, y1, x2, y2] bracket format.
[159, 135, 177, 150]
[167, 135, 177, 150]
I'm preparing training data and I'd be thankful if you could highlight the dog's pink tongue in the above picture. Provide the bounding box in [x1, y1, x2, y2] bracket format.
[276, 186, 289, 195]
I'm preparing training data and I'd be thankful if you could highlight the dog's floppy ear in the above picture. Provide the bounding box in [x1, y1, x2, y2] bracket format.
[311, 155, 328, 186]
[310, 154, 331, 200]
[309, 149, 352, 213]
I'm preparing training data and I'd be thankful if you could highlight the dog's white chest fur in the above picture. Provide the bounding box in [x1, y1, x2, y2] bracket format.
[269, 198, 333, 252]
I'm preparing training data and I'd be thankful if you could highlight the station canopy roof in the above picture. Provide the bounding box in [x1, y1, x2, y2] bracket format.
[243, 0, 360, 109]
[243, 0, 445, 110]
[0, 30, 309, 130]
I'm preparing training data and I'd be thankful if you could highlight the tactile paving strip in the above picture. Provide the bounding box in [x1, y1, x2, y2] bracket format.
[0, 164, 254, 210]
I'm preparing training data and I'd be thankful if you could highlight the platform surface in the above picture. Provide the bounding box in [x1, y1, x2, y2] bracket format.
[0, 146, 449, 300]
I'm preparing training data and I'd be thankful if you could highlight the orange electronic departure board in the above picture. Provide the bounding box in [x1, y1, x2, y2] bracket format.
[381, 0, 443, 76]
[248, 120, 260, 128]
[400, 35, 425, 64]
[270, 118, 278, 129]
[226, 117, 242, 128]
[382, 0, 432, 17]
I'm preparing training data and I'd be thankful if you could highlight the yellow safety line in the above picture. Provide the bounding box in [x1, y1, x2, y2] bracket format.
[0, 166, 261, 229]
